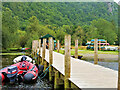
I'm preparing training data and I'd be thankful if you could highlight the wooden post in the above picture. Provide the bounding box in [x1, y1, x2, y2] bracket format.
[49, 37, 53, 82]
[38, 39, 41, 64]
[64, 35, 71, 89]
[75, 39, 78, 59]
[35, 47, 37, 60]
[99, 40, 101, 50]
[57, 40, 60, 53]
[118, 46, 120, 90]
[41, 39, 46, 65]
[54, 71, 59, 89]
[32, 41, 34, 55]
[53, 40, 54, 50]
[44, 61, 47, 71]
[39, 39, 41, 56]
[94, 38, 98, 64]
[106, 40, 107, 46]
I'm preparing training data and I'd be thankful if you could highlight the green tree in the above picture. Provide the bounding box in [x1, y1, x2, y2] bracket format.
[72, 26, 84, 46]
[2, 7, 19, 48]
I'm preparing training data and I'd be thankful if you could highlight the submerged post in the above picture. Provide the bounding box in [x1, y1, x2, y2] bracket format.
[57, 40, 60, 53]
[41, 39, 46, 65]
[49, 37, 53, 82]
[75, 39, 78, 59]
[94, 38, 98, 64]
[64, 35, 71, 89]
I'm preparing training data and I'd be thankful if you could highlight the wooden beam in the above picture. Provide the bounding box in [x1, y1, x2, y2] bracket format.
[38, 39, 41, 64]
[54, 71, 59, 89]
[49, 37, 53, 82]
[64, 35, 71, 89]
[41, 38, 46, 65]
[99, 40, 101, 50]
[75, 39, 78, 59]
[57, 40, 60, 53]
[94, 38, 98, 64]
[39, 39, 41, 56]
[118, 46, 120, 90]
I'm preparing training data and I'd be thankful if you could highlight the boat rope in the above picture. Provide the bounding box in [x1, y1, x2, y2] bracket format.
[38, 65, 52, 80]
[32, 49, 51, 80]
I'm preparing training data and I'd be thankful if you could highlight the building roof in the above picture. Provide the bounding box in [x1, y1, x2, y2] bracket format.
[91, 39, 106, 42]
[40, 34, 55, 40]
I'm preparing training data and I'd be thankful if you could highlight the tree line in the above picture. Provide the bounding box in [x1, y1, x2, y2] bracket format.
[2, 2, 118, 49]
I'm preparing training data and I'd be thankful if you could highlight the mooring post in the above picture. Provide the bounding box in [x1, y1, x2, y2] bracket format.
[64, 35, 71, 89]
[54, 71, 59, 89]
[41, 38, 46, 65]
[32, 41, 35, 58]
[33, 48, 35, 59]
[35, 47, 37, 60]
[94, 38, 98, 64]
[99, 40, 101, 50]
[75, 39, 78, 59]
[106, 40, 107, 46]
[57, 40, 60, 53]
[52, 40, 54, 51]
[49, 37, 53, 82]
[118, 46, 120, 90]
[38, 39, 41, 64]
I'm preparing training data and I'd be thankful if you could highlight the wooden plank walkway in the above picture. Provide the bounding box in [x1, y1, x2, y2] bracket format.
[39, 48, 118, 89]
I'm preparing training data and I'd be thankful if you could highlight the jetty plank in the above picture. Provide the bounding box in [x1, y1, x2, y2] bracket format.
[40, 48, 118, 88]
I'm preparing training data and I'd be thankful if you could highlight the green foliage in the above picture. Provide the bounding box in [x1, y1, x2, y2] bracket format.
[90, 19, 117, 44]
[72, 26, 84, 46]
[2, 7, 19, 48]
[2, 2, 118, 49]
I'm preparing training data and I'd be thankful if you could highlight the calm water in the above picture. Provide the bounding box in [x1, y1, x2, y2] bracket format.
[1, 55, 53, 89]
[87, 60, 118, 71]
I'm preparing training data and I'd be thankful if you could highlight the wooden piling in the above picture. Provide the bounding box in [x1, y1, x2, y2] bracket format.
[118, 46, 120, 90]
[52, 39, 54, 50]
[94, 38, 98, 64]
[99, 40, 101, 50]
[106, 40, 107, 46]
[57, 40, 60, 53]
[41, 39, 46, 65]
[75, 39, 78, 59]
[38, 39, 41, 64]
[64, 35, 71, 89]
[39, 39, 41, 56]
[44, 61, 47, 71]
[49, 37, 53, 82]
[54, 71, 59, 89]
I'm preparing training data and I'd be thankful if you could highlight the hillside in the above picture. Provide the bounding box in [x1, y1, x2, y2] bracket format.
[2, 2, 118, 48]
[3, 2, 118, 29]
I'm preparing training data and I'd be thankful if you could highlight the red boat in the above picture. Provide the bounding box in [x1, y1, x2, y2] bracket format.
[0, 56, 44, 84]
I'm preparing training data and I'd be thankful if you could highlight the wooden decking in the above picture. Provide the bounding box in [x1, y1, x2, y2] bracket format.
[39, 48, 118, 89]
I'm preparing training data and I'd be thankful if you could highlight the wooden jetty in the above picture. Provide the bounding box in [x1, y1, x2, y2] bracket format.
[32, 35, 118, 89]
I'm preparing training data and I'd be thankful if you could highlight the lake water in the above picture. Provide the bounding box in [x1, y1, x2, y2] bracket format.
[87, 60, 118, 71]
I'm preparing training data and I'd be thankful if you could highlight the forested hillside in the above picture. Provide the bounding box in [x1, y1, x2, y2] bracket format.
[2, 2, 118, 48]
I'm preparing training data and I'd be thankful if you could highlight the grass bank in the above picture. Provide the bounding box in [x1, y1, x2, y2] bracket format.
[54, 49, 118, 55]
[0, 53, 29, 56]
